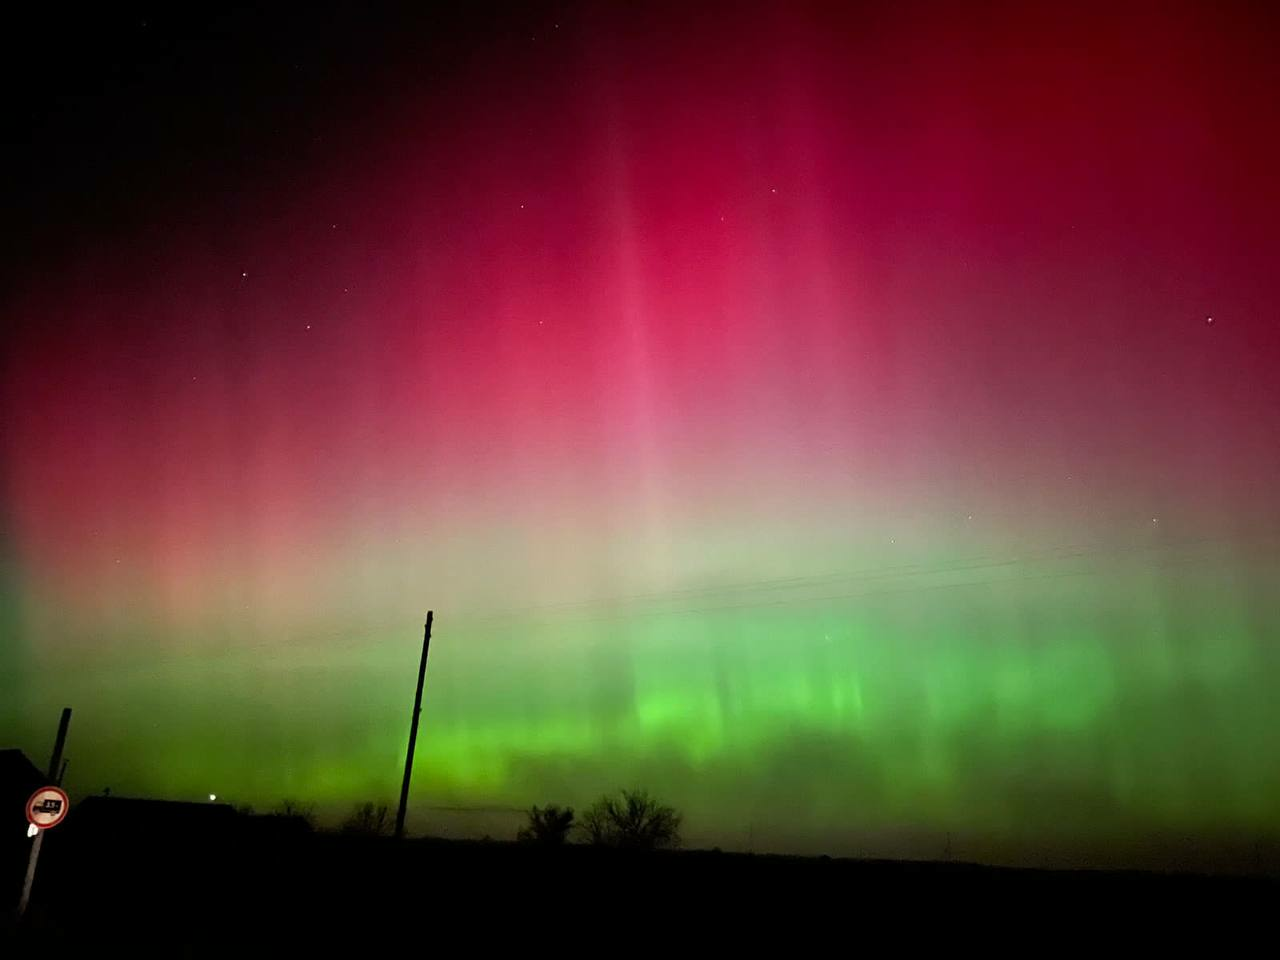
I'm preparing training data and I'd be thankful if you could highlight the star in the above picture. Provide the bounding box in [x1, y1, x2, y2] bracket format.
[241, 271, 247, 278]
[1205, 315, 1214, 325]
[305, 324, 311, 330]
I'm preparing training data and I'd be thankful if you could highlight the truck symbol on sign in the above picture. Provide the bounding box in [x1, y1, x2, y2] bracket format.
[32, 798, 63, 815]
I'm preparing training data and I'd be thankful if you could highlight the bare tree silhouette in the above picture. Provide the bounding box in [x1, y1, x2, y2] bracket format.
[272, 798, 317, 830]
[579, 788, 681, 850]
[340, 802, 392, 836]
[517, 804, 575, 844]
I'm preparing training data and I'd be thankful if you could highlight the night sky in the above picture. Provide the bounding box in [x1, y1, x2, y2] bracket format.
[4, 2, 1280, 866]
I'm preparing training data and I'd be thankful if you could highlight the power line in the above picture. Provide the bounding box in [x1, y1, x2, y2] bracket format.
[495, 550, 1243, 628]
[455, 528, 1279, 626]
[41, 527, 1277, 671]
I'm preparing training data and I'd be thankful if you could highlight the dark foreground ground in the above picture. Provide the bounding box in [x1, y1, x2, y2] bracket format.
[4, 804, 1276, 952]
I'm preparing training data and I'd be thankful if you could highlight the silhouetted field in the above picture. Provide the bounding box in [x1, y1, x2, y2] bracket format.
[5, 805, 1274, 952]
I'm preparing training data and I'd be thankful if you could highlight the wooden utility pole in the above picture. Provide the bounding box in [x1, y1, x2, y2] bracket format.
[395, 611, 433, 839]
[48, 707, 71, 781]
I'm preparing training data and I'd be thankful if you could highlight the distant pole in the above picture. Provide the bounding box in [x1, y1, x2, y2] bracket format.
[395, 611, 434, 839]
[17, 707, 73, 920]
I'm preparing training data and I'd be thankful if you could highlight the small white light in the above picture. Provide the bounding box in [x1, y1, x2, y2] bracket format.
[209, 794, 217, 802]
[27, 823, 38, 838]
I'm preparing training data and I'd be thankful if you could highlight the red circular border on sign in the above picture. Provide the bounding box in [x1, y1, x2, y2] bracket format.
[26, 786, 70, 828]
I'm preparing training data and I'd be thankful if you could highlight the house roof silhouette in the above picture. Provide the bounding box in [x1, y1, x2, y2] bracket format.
[0, 748, 45, 791]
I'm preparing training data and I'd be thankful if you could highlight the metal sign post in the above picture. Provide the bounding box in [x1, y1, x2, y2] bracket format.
[15, 707, 73, 921]
[17, 830, 45, 919]
[17, 786, 69, 919]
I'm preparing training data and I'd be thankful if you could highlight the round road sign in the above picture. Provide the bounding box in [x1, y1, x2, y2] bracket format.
[26, 786, 69, 829]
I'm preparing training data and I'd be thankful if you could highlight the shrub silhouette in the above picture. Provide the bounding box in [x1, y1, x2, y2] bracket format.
[579, 788, 681, 850]
[517, 804, 575, 844]
[340, 801, 392, 836]
[271, 798, 317, 830]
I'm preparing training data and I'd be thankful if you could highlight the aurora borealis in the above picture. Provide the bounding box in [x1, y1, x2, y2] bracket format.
[3, 3, 1280, 867]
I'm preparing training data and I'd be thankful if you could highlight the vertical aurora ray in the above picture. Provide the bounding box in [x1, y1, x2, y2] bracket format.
[3, 2, 1280, 865]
